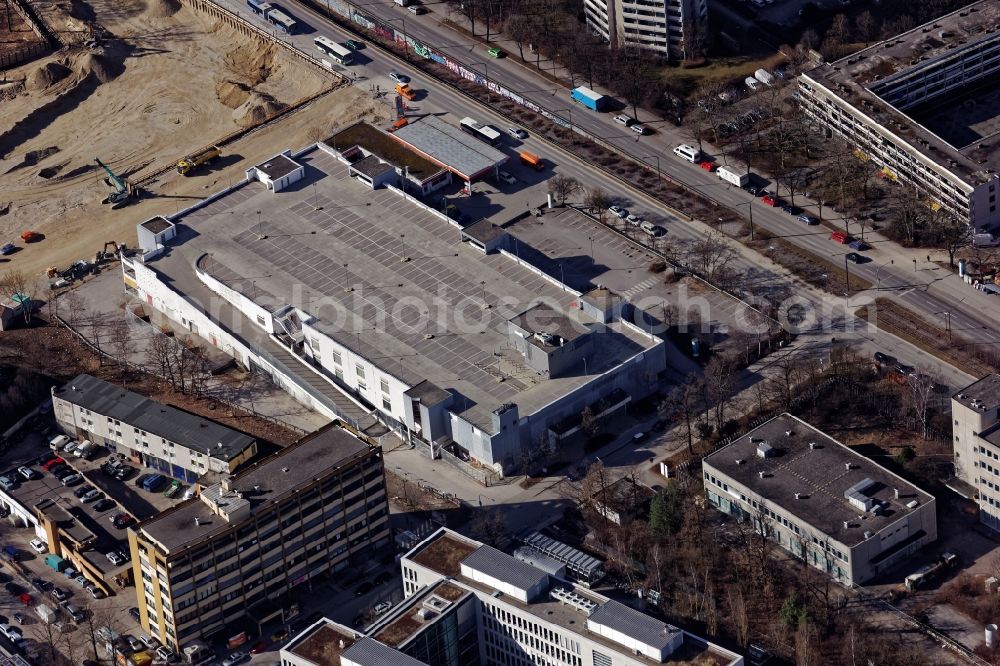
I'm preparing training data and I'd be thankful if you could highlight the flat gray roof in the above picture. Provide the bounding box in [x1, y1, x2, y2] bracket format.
[703, 414, 934, 547]
[588, 600, 681, 651]
[461, 544, 549, 592]
[138, 423, 372, 553]
[403, 380, 451, 407]
[146, 148, 656, 435]
[53, 374, 256, 462]
[391, 116, 507, 180]
[511, 303, 589, 345]
[352, 154, 395, 179]
[341, 637, 427, 666]
[463, 219, 505, 244]
[801, 0, 1000, 184]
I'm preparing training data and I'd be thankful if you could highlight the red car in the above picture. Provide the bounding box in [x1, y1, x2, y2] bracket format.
[42, 457, 65, 471]
[698, 160, 715, 171]
[761, 194, 778, 207]
[830, 230, 851, 244]
[249, 640, 269, 654]
[19, 592, 33, 605]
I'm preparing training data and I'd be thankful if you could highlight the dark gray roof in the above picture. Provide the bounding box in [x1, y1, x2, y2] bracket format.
[461, 544, 549, 592]
[510, 304, 589, 345]
[256, 154, 301, 180]
[463, 220, 506, 244]
[139, 423, 373, 553]
[955, 374, 1000, 412]
[403, 380, 451, 407]
[141, 216, 173, 234]
[392, 116, 507, 179]
[580, 288, 620, 310]
[352, 155, 396, 179]
[588, 600, 681, 650]
[340, 637, 427, 666]
[53, 374, 255, 462]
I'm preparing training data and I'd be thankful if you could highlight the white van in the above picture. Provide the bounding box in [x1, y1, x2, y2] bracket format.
[673, 144, 700, 163]
[49, 435, 69, 451]
[640, 221, 663, 237]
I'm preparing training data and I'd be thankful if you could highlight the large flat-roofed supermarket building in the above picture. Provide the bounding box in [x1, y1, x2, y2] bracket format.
[703, 414, 937, 586]
[121, 141, 665, 474]
[798, 0, 1000, 231]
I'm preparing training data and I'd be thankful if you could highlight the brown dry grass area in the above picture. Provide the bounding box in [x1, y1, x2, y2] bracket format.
[0, 321, 300, 445]
[0, 0, 374, 280]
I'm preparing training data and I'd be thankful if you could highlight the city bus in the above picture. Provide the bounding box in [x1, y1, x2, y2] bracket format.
[314, 36, 353, 65]
[459, 117, 502, 147]
[265, 7, 297, 34]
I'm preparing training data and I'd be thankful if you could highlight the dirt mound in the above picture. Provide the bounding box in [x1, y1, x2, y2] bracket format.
[26, 62, 72, 92]
[75, 52, 115, 83]
[224, 42, 276, 87]
[233, 92, 286, 128]
[144, 0, 181, 18]
[215, 79, 251, 109]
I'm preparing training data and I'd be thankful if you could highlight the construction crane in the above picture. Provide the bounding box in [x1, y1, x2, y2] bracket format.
[95, 158, 135, 207]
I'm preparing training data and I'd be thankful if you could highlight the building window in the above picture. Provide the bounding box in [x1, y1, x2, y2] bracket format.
[356, 364, 366, 379]
[382, 397, 392, 410]
[332, 351, 342, 366]
[380, 378, 390, 393]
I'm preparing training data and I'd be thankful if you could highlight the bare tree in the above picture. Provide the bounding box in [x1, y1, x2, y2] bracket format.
[726, 586, 751, 648]
[108, 317, 135, 384]
[704, 356, 738, 435]
[904, 370, 937, 439]
[548, 175, 580, 206]
[662, 376, 701, 454]
[687, 233, 738, 281]
[584, 187, 612, 223]
[65, 291, 87, 328]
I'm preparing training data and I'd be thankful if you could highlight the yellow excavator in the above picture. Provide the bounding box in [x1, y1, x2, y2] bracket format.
[176, 146, 221, 175]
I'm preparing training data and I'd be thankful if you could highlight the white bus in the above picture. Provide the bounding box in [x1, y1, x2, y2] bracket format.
[265, 7, 297, 33]
[459, 117, 502, 147]
[672, 144, 700, 163]
[314, 36, 353, 65]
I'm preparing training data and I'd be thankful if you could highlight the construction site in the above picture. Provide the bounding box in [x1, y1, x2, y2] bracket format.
[0, 0, 387, 281]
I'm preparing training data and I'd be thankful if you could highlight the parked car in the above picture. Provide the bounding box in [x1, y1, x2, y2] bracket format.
[93, 498, 116, 513]
[42, 457, 64, 471]
[106, 552, 126, 566]
[631, 123, 648, 135]
[222, 651, 250, 666]
[61, 440, 78, 454]
[81, 489, 103, 503]
[0, 244, 15, 256]
[30, 577, 50, 591]
[111, 513, 135, 529]
[798, 213, 819, 225]
[746, 185, 766, 196]
[16, 466, 38, 480]
[344, 39, 364, 50]
[507, 126, 528, 140]
[373, 601, 392, 615]
[155, 645, 176, 662]
[0, 476, 16, 491]
[113, 465, 135, 481]
[845, 252, 864, 264]
[0, 624, 23, 641]
[125, 635, 144, 651]
[4, 582, 23, 595]
[129, 607, 141, 622]
[407, 4, 425, 13]
[74, 484, 94, 498]
[74, 575, 87, 588]
[249, 640, 268, 654]
[848, 239, 869, 251]
[50, 587, 68, 602]
[29, 539, 46, 555]
[354, 581, 374, 597]
[609, 205, 629, 219]
[61, 474, 83, 486]
[497, 170, 517, 186]
[632, 432, 647, 443]
[12, 613, 24, 625]
[63, 604, 84, 622]
[388, 71, 409, 84]
[761, 194, 779, 207]
[614, 113, 634, 126]
[374, 572, 393, 585]
[140, 633, 160, 649]
[87, 585, 104, 599]
[781, 204, 801, 215]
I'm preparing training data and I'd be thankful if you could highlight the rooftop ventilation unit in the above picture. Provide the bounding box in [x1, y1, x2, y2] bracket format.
[845, 478, 877, 512]
[864, 531, 872, 539]
[756, 442, 775, 459]
[550, 586, 598, 615]
[906, 499, 920, 509]
[809, 442, 817, 450]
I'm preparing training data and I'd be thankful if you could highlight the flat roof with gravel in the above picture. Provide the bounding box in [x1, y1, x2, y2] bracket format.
[145, 147, 656, 434]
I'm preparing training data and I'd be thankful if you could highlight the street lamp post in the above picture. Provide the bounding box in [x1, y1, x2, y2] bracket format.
[735, 201, 755, 240]
[387, 17, 408, 61]
[875, 259, 894, 291]
[844, 253, 850, 296]
[470, 61, 491, 103]
[551, 108, 574, 133]
[639, 154, 662, 185]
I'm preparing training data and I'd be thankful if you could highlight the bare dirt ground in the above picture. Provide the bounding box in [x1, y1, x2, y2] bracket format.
[0, 3, 46, 53]
[0, 0, 384, 280]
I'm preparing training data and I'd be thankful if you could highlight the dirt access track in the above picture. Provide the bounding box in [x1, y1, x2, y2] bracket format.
[0, 0, 386, 280]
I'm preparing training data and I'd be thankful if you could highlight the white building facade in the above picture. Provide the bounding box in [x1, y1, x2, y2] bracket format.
[583, 0, 707, 58]
[952, 375, 1000, 530]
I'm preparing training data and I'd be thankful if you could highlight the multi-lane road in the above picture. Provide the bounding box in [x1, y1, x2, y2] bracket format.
[217, 0, 979, 388]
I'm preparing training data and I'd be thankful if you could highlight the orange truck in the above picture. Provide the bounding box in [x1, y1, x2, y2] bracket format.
[394, 83, 416, 101]
[519, 151, 544, 171]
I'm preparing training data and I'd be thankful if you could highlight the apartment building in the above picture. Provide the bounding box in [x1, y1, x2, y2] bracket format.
[52, 374, 258, 483]
[951, 375, 1000, 530]
[583, 0, 707, 58]
[282, 527, 742, 666]
[797, 0, 1000, 231]
[128, 422, 391, 649]
[703, 414, 937, 586]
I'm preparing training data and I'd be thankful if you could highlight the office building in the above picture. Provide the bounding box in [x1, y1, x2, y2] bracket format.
[52, 374, 258, 483]
[128, 422, 391, 648]
[121, 138, 665, 476]
[703, 414, 937, 586]
[282, 528, 742, 666]
[583, 0, 707, 58]
[952, 374, 1000, 530]
[797, 0, 1000, 231]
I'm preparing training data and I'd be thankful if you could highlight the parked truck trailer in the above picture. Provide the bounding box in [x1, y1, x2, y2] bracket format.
[716, 166, 748, 187]
[570, 86, 608, 111]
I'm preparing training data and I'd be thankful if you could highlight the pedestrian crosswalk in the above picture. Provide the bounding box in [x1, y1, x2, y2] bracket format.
[620, 277, 658, 300]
